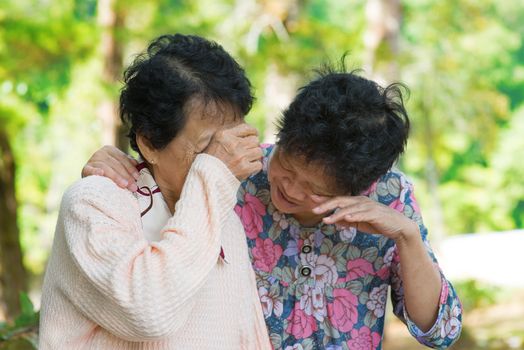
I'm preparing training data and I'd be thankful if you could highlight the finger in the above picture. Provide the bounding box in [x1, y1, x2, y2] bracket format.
[82, 164, 104, 178]
[229, 123, 259, 138]
[323, 207, 352, 224]
[127, 182, 139, 192]
[240, 135, 261, 148]
[108, 149, 140, 180]
[312, 197, 351, 214]
[342, 216, 379, 234]
[311, 194, 331, 204]
[90, 161, 131, 188]
[245, 160, 263, 177]
[244, 147, 263, 162]
[105, 156, 138, 186]
[326, 212, 379, 235]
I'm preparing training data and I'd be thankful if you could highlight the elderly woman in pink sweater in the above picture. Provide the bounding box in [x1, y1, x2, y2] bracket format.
[39, 34, 272, 349]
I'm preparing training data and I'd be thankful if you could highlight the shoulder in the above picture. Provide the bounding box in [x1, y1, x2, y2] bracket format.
[62, 176, 138, 214]
[260, 143, 275, 160]
[365, 167, 414, 204]
[236, 144, 273, 206]
[241, 143, 273, 189]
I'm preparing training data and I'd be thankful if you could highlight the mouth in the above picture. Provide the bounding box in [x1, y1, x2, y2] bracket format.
[276, 186, 298, 207]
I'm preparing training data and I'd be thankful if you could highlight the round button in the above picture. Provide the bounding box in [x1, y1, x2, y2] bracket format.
[300, 266, 312, 277]
[301, 244, 313, 254]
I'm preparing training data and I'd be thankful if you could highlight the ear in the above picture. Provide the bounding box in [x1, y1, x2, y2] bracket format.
[136, 134, 157, 164]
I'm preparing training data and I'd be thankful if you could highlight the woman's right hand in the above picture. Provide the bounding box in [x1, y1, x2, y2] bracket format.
[81, 145, 140, 192]
[204, 123, 263, 180]
[81, 124, 262, 190]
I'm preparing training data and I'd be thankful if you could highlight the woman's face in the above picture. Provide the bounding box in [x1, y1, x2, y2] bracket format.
[268, 146, 339, 225]
[141, 101, 239, 203]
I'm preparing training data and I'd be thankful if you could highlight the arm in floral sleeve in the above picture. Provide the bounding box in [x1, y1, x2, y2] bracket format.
[390, 177, 462, 348]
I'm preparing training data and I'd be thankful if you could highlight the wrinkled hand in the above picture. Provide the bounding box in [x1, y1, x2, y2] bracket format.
[81, 145, 139, 192]
[204, 124, 263, 180]
[311, 195, 419, 241]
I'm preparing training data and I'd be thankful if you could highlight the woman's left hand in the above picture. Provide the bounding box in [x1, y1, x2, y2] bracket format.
[312, 195, 418, 242]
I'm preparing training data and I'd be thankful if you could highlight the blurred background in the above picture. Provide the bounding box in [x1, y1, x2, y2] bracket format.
[0, 0, 523, 349]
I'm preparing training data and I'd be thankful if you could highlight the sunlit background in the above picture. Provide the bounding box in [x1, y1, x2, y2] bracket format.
[0, 0, 523, 349]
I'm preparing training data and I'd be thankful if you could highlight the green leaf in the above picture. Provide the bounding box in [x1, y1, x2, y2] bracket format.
[245, 181, 257, 195]
[347, 280, 363, 295]
[268, 223, 282, 241]
[269, 333, 282, 349]
[358, 291, 369, 305]
[319, 239, 333, 255]
[346, 245, 361, 260]
[256, 189, 271, 205]
[373, 256, 384, 271]
[19, 293, 34, 316]
[362, 247, 378, 263]
[301, 338, 315, 350]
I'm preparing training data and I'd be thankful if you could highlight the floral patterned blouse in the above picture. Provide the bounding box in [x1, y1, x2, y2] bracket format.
[234, 145, 462, 350]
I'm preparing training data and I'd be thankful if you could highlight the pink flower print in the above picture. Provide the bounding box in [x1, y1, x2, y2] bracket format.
[346, 326, 381, 350]
[360, 181, 378, 196]
[302, 254, 338, 287]
[347, 258, 375, 281]
[366, 284, 388, 318]
[389, 198, 405, 212]
[327, 288, 358, 332]
[440, 279, 450, 304]
[235, 193, 266, 239]
[286, 302, 318, 339]
[299, 285, 327, 322]
[252, 238, 283, 273]
[376, 266, 390, 280]
[259, 286, 283, 318]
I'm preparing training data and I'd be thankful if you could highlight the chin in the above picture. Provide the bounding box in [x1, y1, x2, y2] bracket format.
[272, 200, 291, 214]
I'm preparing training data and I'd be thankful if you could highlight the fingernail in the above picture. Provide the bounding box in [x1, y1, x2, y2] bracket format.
[133, 172, 140, 180]
[129, 183, 138, 192]
[312, 207, 321, 213]
[119, 179, 128, 187]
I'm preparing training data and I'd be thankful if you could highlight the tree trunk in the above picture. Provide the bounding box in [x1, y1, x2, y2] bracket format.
[363, 0, 401, 83]
[0, 128, 28, 321]
[98, 0, 128, 151]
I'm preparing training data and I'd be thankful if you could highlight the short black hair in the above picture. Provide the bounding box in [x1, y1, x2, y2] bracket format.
[120, 34, 254, 155]
[276, 63, 410, 195]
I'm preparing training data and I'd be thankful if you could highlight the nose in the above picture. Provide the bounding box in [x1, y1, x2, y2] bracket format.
[282, 179, 305, 202]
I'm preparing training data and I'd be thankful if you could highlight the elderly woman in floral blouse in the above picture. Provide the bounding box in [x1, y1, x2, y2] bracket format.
[84, 63, 462, 349]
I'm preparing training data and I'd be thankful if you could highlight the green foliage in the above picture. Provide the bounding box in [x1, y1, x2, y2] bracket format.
[0, 293, 38, 349]
[453, 279, 500, 311]
[0, 0, 523, 289]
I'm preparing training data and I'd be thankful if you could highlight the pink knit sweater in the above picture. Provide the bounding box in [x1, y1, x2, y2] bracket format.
[39, 154, 271, 349]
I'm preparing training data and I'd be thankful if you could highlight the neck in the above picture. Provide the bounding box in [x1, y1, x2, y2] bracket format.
[149, 166, 181, 214]
[291, 212, 324, 227]
[160, 188, 180, 214]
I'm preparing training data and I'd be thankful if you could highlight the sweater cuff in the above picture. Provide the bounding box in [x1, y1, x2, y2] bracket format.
[192, 153, 241, 208]
[403, 273, 448, 340]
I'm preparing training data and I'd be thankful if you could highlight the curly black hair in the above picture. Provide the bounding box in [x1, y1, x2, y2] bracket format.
[119, 34, 254, 155]
[276, 63, 410, 196]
